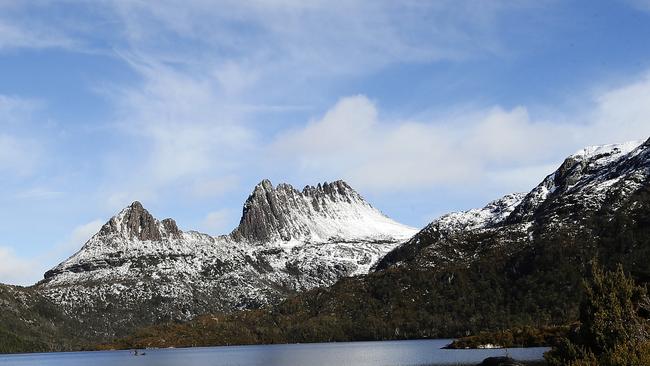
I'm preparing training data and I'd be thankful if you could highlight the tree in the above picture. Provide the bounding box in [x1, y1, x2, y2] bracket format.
[545, 261, 650, 366]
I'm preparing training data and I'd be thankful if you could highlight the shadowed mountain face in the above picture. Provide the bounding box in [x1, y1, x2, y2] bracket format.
[35, 180, 416, 341]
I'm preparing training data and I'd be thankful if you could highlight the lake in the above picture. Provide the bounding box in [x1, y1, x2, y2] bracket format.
[0, 340, 549, 366]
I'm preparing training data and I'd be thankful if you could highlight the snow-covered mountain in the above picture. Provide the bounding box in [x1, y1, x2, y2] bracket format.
[231, 179, 413, 244]
[37, 180, 416, 339]
[376, 138, 650, 270]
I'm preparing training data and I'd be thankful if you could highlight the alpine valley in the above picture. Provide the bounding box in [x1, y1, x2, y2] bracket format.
[2, 138, 650, 353]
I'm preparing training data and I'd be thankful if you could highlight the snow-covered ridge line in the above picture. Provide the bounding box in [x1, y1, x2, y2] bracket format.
[501, 139, 650, 224]
[571, 140, 644, 161]
[409, 141, 645, 238]
[434, 192, 527, 233]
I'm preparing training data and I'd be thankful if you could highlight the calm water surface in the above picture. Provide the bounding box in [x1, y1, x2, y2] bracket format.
[0, 340, 549, 366]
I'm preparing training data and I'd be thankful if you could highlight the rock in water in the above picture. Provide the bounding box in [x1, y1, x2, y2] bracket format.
[477, 356, 524, 366]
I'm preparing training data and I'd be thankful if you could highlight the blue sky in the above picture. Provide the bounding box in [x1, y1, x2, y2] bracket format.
[2, 0, 650, 285]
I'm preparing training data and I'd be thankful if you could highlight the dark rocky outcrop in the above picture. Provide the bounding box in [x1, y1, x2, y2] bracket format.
[98, 201, 182, 240]
[477, 357, 524, 366]
[230, 179, 377, 243]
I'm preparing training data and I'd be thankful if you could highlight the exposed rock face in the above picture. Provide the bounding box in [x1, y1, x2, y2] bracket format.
[97, 201, 182, 241]
[37, 180, 416, 340]
[231, 180, 413, 243]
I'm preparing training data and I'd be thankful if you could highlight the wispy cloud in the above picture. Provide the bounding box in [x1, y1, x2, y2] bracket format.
[191, 175, 240, 199]
[66, 220, 104, 252]
[0, 20, 76, 51]
[96, 57, 258, 208]
[109, 1, 514, 71]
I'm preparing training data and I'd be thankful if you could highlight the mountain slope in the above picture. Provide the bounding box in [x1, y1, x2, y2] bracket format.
[112, 138, 650, 348]
[36, 180, 416, 340]
[0, 284, 77, 353]
[377, 139, 648, 270]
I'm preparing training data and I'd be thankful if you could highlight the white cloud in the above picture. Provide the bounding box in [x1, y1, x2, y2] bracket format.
[83, 0, 547, 207]
[201, 209, 234, 234]
[0, 220, 105, 286]
[68, 220, 104, 251]
[271, 97, 557, 191]
[270, 74, 650, 193]
[591, 72, 650, 143]
[0, 246, 38, 286]
[0, 95, 38, 115]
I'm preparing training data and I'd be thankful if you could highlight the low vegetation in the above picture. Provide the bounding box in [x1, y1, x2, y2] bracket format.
[445, 325, 570, 349]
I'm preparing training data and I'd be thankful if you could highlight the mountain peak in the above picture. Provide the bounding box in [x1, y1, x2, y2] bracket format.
[231, 179, 416, 243]
[302, 180, 357, 197]
[254, 179, 274, 192]
[569, 140, 644, 164]
[98, 201, 182, 241]
[128, 200, 144, 210]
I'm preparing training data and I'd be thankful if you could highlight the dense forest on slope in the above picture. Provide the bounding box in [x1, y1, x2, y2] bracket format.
[109, 182, 650, 349]
[0, 284, 80, 353]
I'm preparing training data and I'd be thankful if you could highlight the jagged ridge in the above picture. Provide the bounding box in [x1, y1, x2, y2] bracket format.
[230, 179, 415, 243]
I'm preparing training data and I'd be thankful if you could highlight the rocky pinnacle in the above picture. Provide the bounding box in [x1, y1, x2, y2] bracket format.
[98, 201, 182, 241]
